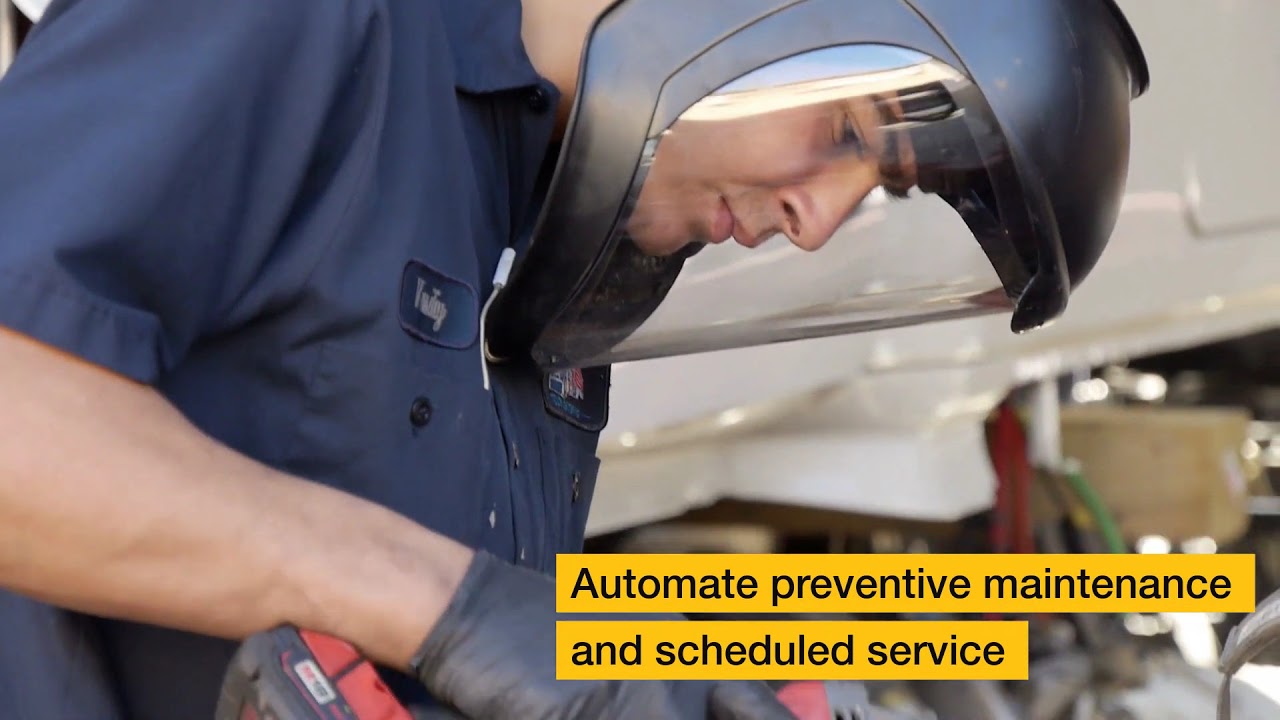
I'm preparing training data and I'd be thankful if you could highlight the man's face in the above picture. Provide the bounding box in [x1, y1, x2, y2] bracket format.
[626, 92, 918, 256]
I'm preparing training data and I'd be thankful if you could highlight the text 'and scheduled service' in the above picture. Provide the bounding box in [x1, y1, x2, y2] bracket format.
[555, 621, 1026, 681]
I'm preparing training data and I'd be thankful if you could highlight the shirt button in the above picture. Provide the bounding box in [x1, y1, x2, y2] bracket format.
[409, 397, 433, 427]
[526, 86, 551, 114]
[571, 472, 582, 503]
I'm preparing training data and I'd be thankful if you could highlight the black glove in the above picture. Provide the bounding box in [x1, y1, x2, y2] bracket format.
[410, 550, 797, 720]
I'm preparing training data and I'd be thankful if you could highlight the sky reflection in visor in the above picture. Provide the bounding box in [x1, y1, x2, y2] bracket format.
[624, 45, 968, 257]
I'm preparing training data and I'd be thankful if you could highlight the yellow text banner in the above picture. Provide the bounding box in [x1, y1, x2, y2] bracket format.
[555, 553, 1254, 614]
[555, 620, 1028, 681]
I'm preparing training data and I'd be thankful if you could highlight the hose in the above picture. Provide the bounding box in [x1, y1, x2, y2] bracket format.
[1062, 460, 1128, 554]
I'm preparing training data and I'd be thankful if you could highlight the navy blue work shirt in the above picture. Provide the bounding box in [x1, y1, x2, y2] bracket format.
[0, 0, 606, 717]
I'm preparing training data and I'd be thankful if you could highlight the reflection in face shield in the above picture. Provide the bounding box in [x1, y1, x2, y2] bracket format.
[491, 44, 1058, 370]
[487, 0, 1150, 371]
[627, 80, 921, 257]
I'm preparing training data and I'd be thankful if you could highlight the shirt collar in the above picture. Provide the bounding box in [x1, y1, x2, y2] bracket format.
[439, 0, 546, 93]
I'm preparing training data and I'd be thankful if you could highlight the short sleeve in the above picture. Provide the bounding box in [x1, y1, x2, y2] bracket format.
[0, 0, 374, 383]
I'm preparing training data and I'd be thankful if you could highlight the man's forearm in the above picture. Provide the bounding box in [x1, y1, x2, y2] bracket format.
[0, 327, 472, 670]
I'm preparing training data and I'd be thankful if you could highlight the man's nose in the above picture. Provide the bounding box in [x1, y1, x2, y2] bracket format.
[774, 170, 877, 252]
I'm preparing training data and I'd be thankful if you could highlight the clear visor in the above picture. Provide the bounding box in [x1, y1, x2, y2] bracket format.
[535, 44, 1036, 369]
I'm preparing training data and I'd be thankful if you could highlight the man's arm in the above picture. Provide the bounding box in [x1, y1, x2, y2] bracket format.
[0, 0, 453, 670]
[0, 326, 472, 670]
[0, 4, 795, 717]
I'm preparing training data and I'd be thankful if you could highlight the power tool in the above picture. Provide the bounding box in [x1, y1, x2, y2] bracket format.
[215, 627, 413, 720]
[214, 626, 899, 720]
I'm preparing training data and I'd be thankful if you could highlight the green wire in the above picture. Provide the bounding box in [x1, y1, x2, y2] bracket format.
[1062, 459, 1128, 554]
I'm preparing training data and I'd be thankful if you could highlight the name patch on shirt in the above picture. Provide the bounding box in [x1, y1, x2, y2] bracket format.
[544, 366, 611, 433]
[399, 260, 479, 349]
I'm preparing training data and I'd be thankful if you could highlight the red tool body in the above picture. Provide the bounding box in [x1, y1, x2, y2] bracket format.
[777, 680, 888, 720]
[216, 627, 844, 720]
[216, 627, 411, 720]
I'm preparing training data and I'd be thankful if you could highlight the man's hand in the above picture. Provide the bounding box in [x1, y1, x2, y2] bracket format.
[410, 551, 796, 720]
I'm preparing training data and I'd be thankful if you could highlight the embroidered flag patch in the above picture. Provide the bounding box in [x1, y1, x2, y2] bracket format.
[399, 260, 479, 349]
[543, 366, 611, 433]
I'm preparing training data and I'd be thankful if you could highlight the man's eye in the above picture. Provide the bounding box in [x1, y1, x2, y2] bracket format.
[835, 113, 865, 156]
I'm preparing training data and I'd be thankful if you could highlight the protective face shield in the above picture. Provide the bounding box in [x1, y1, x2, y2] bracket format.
[486, 0, 1150, 371]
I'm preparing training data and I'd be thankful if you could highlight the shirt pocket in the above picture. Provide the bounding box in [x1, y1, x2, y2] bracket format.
[284, 338, 493, 546]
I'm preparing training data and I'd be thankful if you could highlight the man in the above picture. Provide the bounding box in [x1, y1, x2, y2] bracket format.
[0, 0, 1147, 717]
